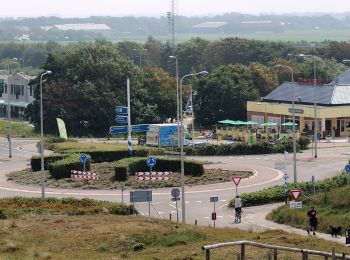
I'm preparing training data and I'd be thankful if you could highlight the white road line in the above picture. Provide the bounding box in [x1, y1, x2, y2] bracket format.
[194, 200, 202, 203]
[168, 203, 182, 211]
[220, 199, 226, 202]
[219, 203, 228, 209]
[202, 217, 210, 219]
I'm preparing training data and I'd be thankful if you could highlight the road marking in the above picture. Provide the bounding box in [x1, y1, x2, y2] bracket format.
[168, 203, 181, 211]
[219, 203, 228, 209]
[202, 217, 210, 219]
[194, 200, 202, 203]
[220, 199, 226, 202]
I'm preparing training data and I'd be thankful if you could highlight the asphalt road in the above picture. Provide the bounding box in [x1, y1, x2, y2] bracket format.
[0, 138, 349, 229]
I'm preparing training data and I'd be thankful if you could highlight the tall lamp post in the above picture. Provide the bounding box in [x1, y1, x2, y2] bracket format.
[0, 69, 12, 158]
[40, 70, 52, 198]
[179, 70, 209, 223]
[169, 56, 180, 147]
[295, 54, 318, 158]
[274, 64, 297, 183]
[134, 48, 147, 84]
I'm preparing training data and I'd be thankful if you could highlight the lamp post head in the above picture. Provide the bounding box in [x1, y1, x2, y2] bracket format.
[274, 64, 283, 69]
[198, 71, 209, 76]
[342, 59, 350, 64]
[169, 55, 176, 59]
[46, 70, 52, 74]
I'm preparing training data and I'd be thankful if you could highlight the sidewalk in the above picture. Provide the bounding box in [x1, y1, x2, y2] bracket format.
[240, 203, 348, 245]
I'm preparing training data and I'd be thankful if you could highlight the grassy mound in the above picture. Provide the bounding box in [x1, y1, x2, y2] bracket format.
[268, 185, 350, 233]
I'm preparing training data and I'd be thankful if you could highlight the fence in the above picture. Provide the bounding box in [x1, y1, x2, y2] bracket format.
[202, 240, 350, 260]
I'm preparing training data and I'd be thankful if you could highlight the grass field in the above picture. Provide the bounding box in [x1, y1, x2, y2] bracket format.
[268, 185, 350, 234]
[1, 214, 350, 259]
[0, 119, 38, 138]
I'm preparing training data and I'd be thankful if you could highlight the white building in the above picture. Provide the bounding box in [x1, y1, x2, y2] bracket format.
[0, 73, 36, 120]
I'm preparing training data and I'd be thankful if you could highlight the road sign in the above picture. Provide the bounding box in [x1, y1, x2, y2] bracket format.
[110, 124, 150, 134]
[116, 115, 128, 124]
[130, 191, 152, 203]
[290, 201, 302, 209]
[290, 189, 302, 201]
[171, 188, 180, 198]
[80, 153, 87, 164]
[115, 106, 128, 114]
[345, 164, 350, 173]
[283, 173, 289, 180]
[210, 196, 218, 203]
[211, 212, 217, 221]
[232, 176, 242, 186]
[147, 157, 156, 167]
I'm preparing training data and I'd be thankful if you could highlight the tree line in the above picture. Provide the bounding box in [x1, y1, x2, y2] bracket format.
[20, 37, 349, 136]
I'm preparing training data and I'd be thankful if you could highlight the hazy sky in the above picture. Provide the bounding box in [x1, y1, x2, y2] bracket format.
[2, 0, 350, 18]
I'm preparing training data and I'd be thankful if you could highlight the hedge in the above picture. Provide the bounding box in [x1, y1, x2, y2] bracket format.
[60, 147, 164, 163]
[48, 154, 91, 179]
[228, 174, 348, 208]
[31, 154, 70, 171]
[114, 157, 204, 181]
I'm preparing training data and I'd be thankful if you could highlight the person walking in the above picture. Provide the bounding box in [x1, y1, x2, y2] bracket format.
[307, 206, 317, 235]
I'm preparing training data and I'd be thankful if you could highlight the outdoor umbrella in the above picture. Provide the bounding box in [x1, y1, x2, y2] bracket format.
[281, 122, 298, 126]
[260, 122, 277, 127]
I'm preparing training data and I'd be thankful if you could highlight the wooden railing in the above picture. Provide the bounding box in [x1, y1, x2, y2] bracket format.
[202, 240, 350, 260]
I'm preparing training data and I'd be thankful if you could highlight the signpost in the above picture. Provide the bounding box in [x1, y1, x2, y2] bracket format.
[146, 156, 157, 173]
[283, 173, 289, 204]
[109, 124, 150, 134]
[115, 106, 128, 114]
[120, 182, 125, 204]
[345, 164, 350, 185]
[210, 196, 218, 227]
[171, 188, 180, 222]
[232, 176, 242, 196]
[115, 115, 128, 124]
[80, 153, 88, 172]
[130, 190, 152, 217]
[290, 189, 302, 221]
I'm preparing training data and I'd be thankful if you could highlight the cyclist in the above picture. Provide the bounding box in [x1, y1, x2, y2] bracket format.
[234, 195, 242, 223]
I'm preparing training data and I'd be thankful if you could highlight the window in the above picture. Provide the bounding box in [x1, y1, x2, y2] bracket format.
[21, 85, 24, 95]
[10, 84, 14, 94]
[5, 84, 7, 94]
[29, 86, 33, 96]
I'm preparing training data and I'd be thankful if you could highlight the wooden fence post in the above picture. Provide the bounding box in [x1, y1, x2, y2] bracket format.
[274, 249, 278, 260]
[332, 247, 336, 260]
[205, 249, 210, 260]
[342, 252, 346, 260]
[236, 253, 241, 260]
[240, 243, 245, 260]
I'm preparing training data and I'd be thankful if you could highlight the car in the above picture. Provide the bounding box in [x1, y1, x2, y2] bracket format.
[187, 141, 209, 148]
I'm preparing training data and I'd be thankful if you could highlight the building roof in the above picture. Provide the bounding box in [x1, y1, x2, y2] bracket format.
[329, 68, 350, 84]
[192, 22, 228, 28]
[53, 23, 111, 31]
[263, 82, 350, 105]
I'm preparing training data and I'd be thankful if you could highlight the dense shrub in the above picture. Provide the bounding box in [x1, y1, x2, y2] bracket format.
[114, 157, 204, 181]
[60, 147, 164, 163]
[180, 141, 299, 156]
[31, 154, 69, 171]
[297, 136, 311, 150]
[48, 154, 91, 179]
[228, 174, 348, 207]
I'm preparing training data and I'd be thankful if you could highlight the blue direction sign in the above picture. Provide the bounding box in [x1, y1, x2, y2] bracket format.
[80, 153, 88, 164]
[116, 115, 128, 124]
[147, 157, 156, 167]
[110, 124, 150, 134]
[345, 164, 350, 173]
[115, 106, 128, 114]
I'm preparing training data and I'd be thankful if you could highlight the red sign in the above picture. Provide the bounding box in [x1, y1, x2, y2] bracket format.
[290, 189, 302, 201]
[298, 78, 324, 86]
[211, 212, 217, 220]
[232, 176, 242, 186]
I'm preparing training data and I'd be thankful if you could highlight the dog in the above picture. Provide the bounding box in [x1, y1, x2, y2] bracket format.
[329, 226, 342, 237]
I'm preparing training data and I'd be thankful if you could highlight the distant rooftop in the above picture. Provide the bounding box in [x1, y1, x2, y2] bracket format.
[192, 22, 228, 28]
[241, 21, 272, 24]
[42, 23, 111, 31]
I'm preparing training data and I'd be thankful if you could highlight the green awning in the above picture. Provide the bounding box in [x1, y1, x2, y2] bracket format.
[282, 122, 298, 126]
[260, 122, 277, 127]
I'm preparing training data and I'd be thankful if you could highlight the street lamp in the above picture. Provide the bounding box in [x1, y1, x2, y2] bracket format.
[274, 64, 297, 183]
[294, 54, 318, 158]
[169, 56, 180, 147]
[133, 48, 147, 83]
[0, 69, 12, 158]
[179, 70, 209, 223]
[40, 70, 52, 198]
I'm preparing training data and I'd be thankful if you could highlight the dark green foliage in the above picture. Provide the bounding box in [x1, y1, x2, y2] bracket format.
[228, 174, 348, 207]
[181, 141, 297, 156]
[114, 157, 204, 181]
[48, 154, 91, 179]
[297, 136, 311, 150]
[31, 154, 69, 171]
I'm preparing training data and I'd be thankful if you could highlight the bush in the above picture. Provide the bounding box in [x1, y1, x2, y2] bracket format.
[180, 141, 299, 156]
[228, 174, 348, 207]
[297, 136, 311, 150]
[114, 157, 204, 181]
[31, 154, 69, 171]
[60, 147, 164, 163]
[48, 154, 91, 179]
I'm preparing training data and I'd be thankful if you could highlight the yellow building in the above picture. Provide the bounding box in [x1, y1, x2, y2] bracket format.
[247, 69, 350, 138]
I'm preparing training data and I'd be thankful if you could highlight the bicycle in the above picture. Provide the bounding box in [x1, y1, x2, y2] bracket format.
[234, 208, 242, 223]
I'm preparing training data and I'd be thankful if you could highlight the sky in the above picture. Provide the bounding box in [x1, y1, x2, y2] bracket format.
[2, 0, 350, 18]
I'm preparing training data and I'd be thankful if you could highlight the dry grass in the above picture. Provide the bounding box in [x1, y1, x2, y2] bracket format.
[0, 215, 349, 259]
